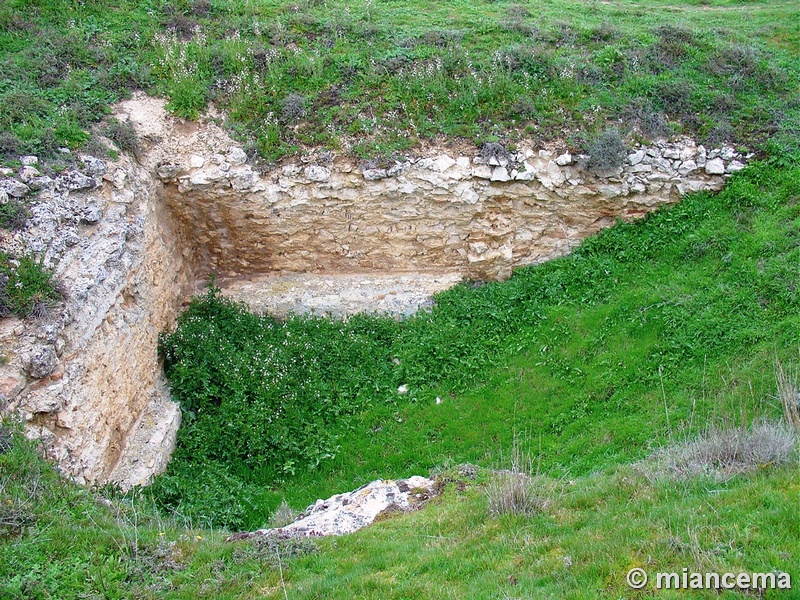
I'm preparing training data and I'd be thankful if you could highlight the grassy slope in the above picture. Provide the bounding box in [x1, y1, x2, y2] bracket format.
[1, 0, 798, 162]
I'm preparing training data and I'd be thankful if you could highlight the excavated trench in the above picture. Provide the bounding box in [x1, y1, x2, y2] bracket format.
[0, 93, 747, 488]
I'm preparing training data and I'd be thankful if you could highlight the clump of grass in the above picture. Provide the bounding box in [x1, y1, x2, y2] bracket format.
[479, 141, 509, 163]
[0, 253, 62, 319]
[646, 421, 797, 482]
[103, 118, 140, 157]
[282, 93, 307, 123]
[620, 98, 670, 139]
[775, 360, 800, 430]
[486, 444, 549, 517]
[268, 499, 299, 528]
[0, 200, 29, 232]
[231, 534, 318, 568]
[586, 128, 627, 174]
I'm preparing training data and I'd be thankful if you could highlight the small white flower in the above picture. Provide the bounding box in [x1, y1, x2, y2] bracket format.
[397, 384, 408, 395]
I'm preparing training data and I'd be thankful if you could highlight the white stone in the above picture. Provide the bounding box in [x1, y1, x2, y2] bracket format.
[434, 155, 456, 172]
[555, 152, 572, 166]
[704, 158, 726, 175]
[679, 146, 696, 161]
[0, 178, 30, 198]
[513, 162, 536, 181]
[678, 160, 698, 176]
[18, 166, 41, 183]
[472, 165, 493, 179]
[189, 154, 205, 169]
[490, 167, 511, 182]
[282, 164, 301, 177]
[362, 168, 388, 181]
[726, 160, 745, 173]
[304, 165, 331, 182]
[456, 156, 471, 169]
[628, 150, 645, 165]
[232, 476, 438, 538]
[227, 147, 248, 165]
[20, 155, 38, 166]
[662, 147, 680, 159]
[720, 146, 736, 161]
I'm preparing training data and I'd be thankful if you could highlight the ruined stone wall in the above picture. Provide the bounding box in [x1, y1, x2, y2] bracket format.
[143, 98, 743, 281]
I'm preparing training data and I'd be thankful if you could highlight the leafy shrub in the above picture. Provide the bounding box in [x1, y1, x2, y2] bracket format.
[494, 45, 554, 79]
[653, 80, 695, 118]
[281, 93, 306, 123]
[620, 99, 670, 139]
[0, 132, 22, 161]
[703, 120, 734, 148]
[586, 129, 627, 174]
[590, 21, 619, 43]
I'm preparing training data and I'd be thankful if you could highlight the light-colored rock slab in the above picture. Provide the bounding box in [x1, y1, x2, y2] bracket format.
[230, 476, 438, 539]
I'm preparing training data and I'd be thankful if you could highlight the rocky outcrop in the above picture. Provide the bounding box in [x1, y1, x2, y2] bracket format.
[0, 149, 192, 487]
[228, 476, 439, 539]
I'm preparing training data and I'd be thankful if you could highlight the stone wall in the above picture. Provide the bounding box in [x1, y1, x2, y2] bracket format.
[145, 98, 745, 281]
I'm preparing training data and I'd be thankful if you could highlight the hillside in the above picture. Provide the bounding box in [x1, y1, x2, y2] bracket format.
[1, 0, 799, 598]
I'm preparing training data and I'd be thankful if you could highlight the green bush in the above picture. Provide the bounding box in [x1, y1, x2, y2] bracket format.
[586, 128, 627, 173]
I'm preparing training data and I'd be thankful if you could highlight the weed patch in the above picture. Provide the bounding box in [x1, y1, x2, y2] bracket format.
[0, 253, 61, 319]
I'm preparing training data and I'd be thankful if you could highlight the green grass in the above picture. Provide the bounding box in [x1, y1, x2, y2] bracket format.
[1, 0, 799, 161]
[0, 251, 61, 318]
[1, 418, 797, 599]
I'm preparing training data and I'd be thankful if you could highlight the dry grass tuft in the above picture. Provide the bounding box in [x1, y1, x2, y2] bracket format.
[645, 421, 797, 482]
[486, 444, 550, 517]
[268, 499, 299, 529]
[776, 360, 800, 430]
